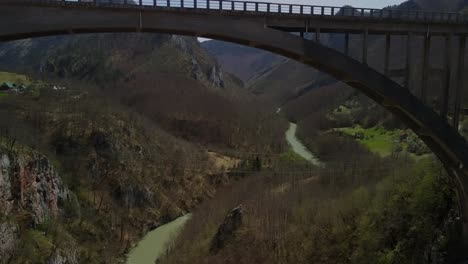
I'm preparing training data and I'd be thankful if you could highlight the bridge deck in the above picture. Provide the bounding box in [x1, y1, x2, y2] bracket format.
[3, 0, 468, 36]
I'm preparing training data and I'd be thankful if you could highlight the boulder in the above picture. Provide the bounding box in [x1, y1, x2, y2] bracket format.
[210, 205, 243, 253]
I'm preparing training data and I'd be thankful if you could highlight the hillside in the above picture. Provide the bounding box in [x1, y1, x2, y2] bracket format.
[0, 80, 228, 263]
[0, 33, 286, 153]
[201, 40, 285, 84]
[203, 38, 337, 106]
[0, 32, 287, 263]
[414, 0, 467, 11]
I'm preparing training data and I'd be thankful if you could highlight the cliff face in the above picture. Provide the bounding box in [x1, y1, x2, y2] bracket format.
[0, 152, 67, 225]
[201, 40, 286, 84]
[0, 222, 17, 264]
[0, 149, 77, 264]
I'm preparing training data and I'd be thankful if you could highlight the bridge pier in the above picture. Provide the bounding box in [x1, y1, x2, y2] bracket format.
[344, 33, 350, 56]
[454, 36, 466, 129]
[384, 34, 391, 76]
[405, 32, 412, 90]
[441, 34, 452, 119]
[422, 34, 431, 103]
[362, 28, 368, 64]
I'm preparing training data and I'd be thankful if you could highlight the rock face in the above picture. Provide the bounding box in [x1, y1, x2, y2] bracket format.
[0, 154, 13, 215]
[47, 249, 79, 264]
[191, 58, 205, 81]
[171, 35, 193, 54]
[13, 154, 66, 225]
[0, 149, 74, 263]
[201, 40, 285, 83]
[210, 205, 243, 253]
[171, 35, 225, 89]
[0, 222, 17, 263]
[209, 65, 224, 88]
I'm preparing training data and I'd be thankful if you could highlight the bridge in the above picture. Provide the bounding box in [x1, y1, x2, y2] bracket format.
[1, 0, 468, 254]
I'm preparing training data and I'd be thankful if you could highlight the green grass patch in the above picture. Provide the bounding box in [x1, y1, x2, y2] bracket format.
[333, 105, 352, 115]
[336, 126, 397, 157]
[279, 149, 308, 163]
[0, 71, 31, 86]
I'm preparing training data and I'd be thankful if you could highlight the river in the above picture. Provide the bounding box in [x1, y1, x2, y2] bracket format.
[126, 214, 191, 264]
[285, 122, 322, 166]
[127, 122, 318, 264]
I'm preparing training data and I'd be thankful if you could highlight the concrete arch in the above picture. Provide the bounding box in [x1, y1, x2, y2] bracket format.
[2, 2, 468, 250]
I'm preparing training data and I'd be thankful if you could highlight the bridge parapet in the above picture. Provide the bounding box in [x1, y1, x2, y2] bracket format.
[5, 0, 468, 24]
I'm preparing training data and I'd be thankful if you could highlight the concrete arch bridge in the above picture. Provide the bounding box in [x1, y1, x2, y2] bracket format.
[1, 0, 468, 255]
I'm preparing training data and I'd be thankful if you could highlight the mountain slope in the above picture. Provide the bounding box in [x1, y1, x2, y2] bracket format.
[0, 80, 225, 263]
[0, 33, 286, 153]
[201, 40, 286, 84]
[0, 32, 287, 263]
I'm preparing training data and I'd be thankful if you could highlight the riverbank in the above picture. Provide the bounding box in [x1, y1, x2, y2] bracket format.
[126, 214, 192, 264]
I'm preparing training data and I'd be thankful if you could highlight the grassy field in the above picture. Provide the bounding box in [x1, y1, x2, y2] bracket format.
[0, 71, 31, 85]
[335, 126, 398, 157]
[279, 149, 308, 163]
[335, 126, 433, 160]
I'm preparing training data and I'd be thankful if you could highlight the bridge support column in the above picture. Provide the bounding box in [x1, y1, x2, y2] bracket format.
[362, 28, 368, 65]
[315, 28, 320, 43]
[422, 34, 431, 104]
[454, 35, 466, 129]
[384, 34, 391, 76]
[405, 32, 412, 89]
[442, 34, 452, 119]
[344, 33, 350, 56]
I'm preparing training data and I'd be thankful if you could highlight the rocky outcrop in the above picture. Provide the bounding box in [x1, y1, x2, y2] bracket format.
[47, 248, 79, 264]
[0, 222, 17, 264]
[0, 148, 74, 263]
[191, 58, 205, 81]
[171, 35, 193, 54]
[209, 65, 224, 89]
[210, 205, 243, 253]
[172, 36, 225, 89]
[0, 154, 13, 215]
[13, 153, 67, 225]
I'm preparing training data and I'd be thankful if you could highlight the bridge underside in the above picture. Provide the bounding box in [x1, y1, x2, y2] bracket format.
[2, 2, 468, 253]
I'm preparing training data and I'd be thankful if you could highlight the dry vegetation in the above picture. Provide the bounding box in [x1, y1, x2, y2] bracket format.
[162, 149, 461, 264]
[0, 74, 286, 263]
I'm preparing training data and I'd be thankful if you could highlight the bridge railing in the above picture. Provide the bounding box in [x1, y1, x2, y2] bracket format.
[26, 0, 468, 23]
